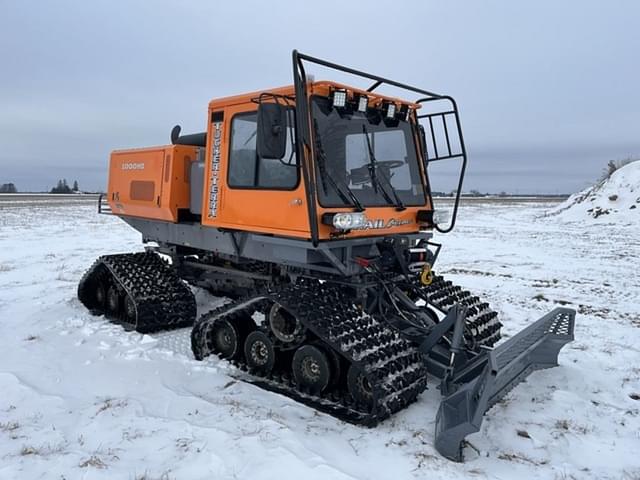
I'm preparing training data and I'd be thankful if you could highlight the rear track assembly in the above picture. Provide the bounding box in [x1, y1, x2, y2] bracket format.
[78, 252, 196, 332]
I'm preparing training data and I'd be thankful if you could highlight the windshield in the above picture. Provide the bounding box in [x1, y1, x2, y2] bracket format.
[311, 96, 426, 208]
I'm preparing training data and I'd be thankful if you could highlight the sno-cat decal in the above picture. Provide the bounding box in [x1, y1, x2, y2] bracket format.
[354, 218, 413, 230]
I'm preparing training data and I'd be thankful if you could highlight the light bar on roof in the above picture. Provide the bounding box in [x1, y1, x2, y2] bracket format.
[332, 89, 348, 108]
[399, 104, 410, 121]
[356, 94, 368, 112]
[383, 101, 396, 119]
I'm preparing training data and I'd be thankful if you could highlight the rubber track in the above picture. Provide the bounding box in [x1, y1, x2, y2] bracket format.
[191, 280, 428, 426]
[420, 274, 503, 348]
[78, 252, 196, 333]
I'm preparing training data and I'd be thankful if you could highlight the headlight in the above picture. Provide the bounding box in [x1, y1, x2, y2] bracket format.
[432, 209, 450, 225]
[323, 212, 367, 230]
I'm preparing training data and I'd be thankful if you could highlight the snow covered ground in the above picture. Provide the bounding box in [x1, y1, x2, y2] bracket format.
[0, 197, 638, 480]
[549, 160, 640, 221]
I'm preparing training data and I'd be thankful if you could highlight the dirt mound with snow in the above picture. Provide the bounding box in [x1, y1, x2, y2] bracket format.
[549, 160, 640, 221]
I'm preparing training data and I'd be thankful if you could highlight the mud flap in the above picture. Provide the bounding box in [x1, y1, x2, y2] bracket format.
[434, 307, 575, 461]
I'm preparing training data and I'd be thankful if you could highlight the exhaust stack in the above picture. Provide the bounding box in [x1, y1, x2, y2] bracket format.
[171, 125, 206, 147]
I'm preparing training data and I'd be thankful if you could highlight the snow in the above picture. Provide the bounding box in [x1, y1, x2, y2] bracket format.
[1, 197, 639, 480]
[548, 160, 640, 221]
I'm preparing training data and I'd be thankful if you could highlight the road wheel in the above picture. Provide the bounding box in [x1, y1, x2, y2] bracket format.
[347, 364, 373, 407]
[244, 331, 276, 375]
[106, 286, 120, 314]
[292, 344, 331, 394]
[211, 319, 243, 360]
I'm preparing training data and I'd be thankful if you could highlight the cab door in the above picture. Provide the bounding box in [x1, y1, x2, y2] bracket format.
[201, 105, 310, 238]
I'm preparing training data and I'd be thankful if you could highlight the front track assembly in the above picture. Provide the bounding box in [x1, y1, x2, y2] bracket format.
[418, 274, 503, 348]
[191, 280, 428, 425]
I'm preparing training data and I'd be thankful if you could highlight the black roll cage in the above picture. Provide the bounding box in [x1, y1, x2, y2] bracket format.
[291, 50, 467, 245]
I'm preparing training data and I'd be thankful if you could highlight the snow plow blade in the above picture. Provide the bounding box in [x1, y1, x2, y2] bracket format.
[434, 307, 575, 461]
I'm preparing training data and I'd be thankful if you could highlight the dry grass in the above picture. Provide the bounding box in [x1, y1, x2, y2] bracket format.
[20, 446, 38, 456]
[94, 397, 128, 416]
[19, 442, 66, 457]
[554, 419, 591, 435]
[0, 421, 20, 432]
[498, 451, 548, 465]
[79, 455, 108, 469]
[134, 472, 173, 480]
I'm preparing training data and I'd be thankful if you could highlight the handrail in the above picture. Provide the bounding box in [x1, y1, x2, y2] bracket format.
[97, 193, 113, 215]
[416, 96, 467, 233]
[292, 50, 466, 236]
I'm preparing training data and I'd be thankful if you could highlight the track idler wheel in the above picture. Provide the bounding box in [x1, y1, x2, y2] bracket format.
[347, 364, 373, 408]
[95, 281, 107, 309]
[106, 285, 120, 314]
[124, 295, 136, 324]
[211, 319, 244, 360]
[292, 344, 332, 394]
[244, 331, 276, 375]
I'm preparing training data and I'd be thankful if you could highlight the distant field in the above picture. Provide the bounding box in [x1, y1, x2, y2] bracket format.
[0, 193, 564, 209]
[435, 196, 567, 204]
[0, 193, 100, 209]
[433, 195, 567, 207]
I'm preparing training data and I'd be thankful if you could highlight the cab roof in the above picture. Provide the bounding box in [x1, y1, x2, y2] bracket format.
[208, 81, 421, 110]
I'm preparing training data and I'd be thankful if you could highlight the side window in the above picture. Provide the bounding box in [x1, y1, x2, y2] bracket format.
[228, 117, 258, 187]
[228, 111, 297, 189]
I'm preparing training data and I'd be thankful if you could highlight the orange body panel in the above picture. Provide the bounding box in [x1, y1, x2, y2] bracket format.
[109, 81, 432, 239]
[201, 82, 430, 240]
[200, 97, 310, 237]
[108, 145, 200, 222]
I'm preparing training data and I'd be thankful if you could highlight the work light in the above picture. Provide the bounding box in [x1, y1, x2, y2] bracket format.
[332, 89, 348, 108]
[399, 104, 410, 121]
[432, 209, 450, 225]
[405, 107, 412, 121]
[356, 94, 368, 112]
[383, 101, 396, 119]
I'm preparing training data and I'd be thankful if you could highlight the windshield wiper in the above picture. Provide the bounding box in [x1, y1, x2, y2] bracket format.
[313, 120, 364, 212]
[361, 124, 406, 211]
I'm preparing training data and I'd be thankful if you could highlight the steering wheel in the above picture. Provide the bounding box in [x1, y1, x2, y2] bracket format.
[376, 160, 404, 170]
[349, 160, 404, 185]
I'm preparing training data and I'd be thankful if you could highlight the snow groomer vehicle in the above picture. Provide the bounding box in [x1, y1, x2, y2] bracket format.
[78, 50, 575, 461]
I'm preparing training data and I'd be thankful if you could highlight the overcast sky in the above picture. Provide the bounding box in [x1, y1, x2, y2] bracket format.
[1, 0, 639, 193]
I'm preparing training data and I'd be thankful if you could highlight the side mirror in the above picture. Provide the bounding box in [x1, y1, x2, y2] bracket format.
[257, 103, 287, 159]
[418, 124, 429, 163]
